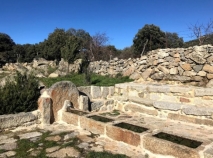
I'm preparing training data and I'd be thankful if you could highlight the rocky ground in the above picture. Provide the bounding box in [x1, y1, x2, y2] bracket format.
[0, 121, 143, 158]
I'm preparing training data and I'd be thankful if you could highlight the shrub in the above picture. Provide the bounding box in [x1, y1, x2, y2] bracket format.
[0, 72, 40, 115]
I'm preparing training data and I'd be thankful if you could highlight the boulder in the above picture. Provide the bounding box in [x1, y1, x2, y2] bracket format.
[203, 64, 213, 73]
[48, 81, 79, 122]
[180, 63, 192, 71]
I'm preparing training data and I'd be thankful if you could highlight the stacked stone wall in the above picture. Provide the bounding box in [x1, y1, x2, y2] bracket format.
[89, 45, 213, 86]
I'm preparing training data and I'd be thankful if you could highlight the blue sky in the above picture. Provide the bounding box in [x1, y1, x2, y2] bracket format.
[0, 0, 212, 49]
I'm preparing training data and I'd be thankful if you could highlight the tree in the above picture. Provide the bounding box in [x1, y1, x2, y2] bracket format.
[0, 33, 15, 52]
[165, 32, 184, 48]
[133, 24, 165, 56]
[189, 19, 213, 45]
[45, 28, 67, 61]
[61, 35, 81, 73]
[90, 32, 109, 61]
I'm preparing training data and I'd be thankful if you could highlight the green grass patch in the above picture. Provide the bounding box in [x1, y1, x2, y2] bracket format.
[0, 149, 6, 154]
[86, 151, 129, 158]
[39, 73, 133, 87]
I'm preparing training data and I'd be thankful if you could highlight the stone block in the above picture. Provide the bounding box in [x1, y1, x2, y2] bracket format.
[180, 97, 190, 103]
[124, 103, 158, 116]
[62, 111, 79, 126]
[142, 68, 153, 80]
[168, 113, 213, 126]
[192, 65, 203, 73]
[128, 97, 153, 107]
[180, 63, 192, 71]
[182, 106, 213, 116]
[108, 86, 115, 96]
[204, 147, 213, 158]
[183, 71, 196, 77]
[170, 67, 178, 74]
[78, 86, 92, 99]
[0, 111, 38, 129]
[91, 86, 101, 99]
[207, 74, 213, 79]
[197, 71, 207, 77]
[206, 79, 213, 88]
[143, 135, 200, 158]
[79, 116, 105, 134]
[38, 97, 52, 124]
[78, 95, 89, 111]
[147, 85, 170, 93]
[189, 52, 206, 64]
[101, 87, 109, 98]
[153, 101, 182, 111]
[91, 100, 104, 111]
[194, 88, 213, 96]
[106, 125, 141, 146]
[169, 86, 192, 93]
[203, 64, 213, 73]
[48, 81, 79, 122]
[158, 65, 169, 74]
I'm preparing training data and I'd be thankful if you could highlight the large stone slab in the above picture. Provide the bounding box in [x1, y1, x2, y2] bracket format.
[0, 111, 38, 129]
[91, 86, 101, 99]
[48, 81, 79, 122]
[143, 135, 200, 158]
[106, 125, 141, 147]
[153, 101, 182, 111]
[182, 106, 213, 116]
[124, 103, 158, 116]
[195, 88, 213, 96]
[204, 147, 213, 158]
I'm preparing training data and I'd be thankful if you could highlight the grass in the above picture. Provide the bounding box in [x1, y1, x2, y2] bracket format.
[39, 73, 133, 87]
[86, 151, 129, 158]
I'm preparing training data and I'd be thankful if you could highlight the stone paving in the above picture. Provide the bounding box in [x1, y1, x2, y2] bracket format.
[0, 120, 142, 158]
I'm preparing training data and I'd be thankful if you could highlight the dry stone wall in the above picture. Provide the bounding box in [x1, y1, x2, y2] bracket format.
[89, 45, 213, 87]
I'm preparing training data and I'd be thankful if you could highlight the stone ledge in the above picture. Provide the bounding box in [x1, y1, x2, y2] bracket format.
[0, 111, 39, 129]
[128, 97, 153, 107]
[61, 112, 79, 126]
[153, 101, 182, 111]
[182, 106, 213, 116]
[168, 113, 213, 126]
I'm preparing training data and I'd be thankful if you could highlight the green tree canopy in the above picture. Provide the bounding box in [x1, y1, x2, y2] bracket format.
[165, 32, 184, 48]
[0, 33, 15, 52]
[133, 24, 165, 56]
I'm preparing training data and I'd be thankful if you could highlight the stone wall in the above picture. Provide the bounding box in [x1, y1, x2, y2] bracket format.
[89, 45, 213, 86]
[0, 110, 40, 130]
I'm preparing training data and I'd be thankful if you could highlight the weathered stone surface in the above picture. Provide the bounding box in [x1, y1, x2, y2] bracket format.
[80, 117, 105, 134]
[78, 95, 89, 111]
[150, 72, 164, 80]
[183, 71, 196, 77]
[158, 65, 169, 74]
[0, 151, 16, 157]
[48, 81, 79, 121]
[38, 95, 52, 124]
[197, 71, 207, 76]
[147, 85, 170, 93]
[47, 147, 80, 158]
[19, 132, 42, 139]
[130, 72, 141, 80]
[0, 142, 17, 150]
[141, 68, 153, 80]
[177, 66, 184, 75]
[189, 52, 206, 64]
[48, 73, 59, 78]
[78, 86, 92, 99]
[180, 63, 192, 71]
[45, 135, 61, 141]
[170, 67, 178, 75]
[91, 86, 101, 99]
[153, 101, 182, 111]
[124, 103, 158, 116]
[158, 51, 169, 58]
[168, 113, 213, 126]
[204, 147, 213, 158]
[206, 79, 213, 88]
[180, 97, 190, 103]
[143, 135, 200, 158]
[46, 146, 60, 153]
[182, 106, 213, 116]
[0, 111, 38, 129]
[165, 75, 191, 82]
[122, 66, 135, 76]
[192, 65, 203, 72]
[203, 64, 213, 73]
[207, 74, 213, 79]
[106, 125, 141, 146]
[195, 88, 213, 96]
[128, 97, 153, 107]
[91, 100, 104, 111]
[101, 87, 109, 98]
[62, 111, 79, 126]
